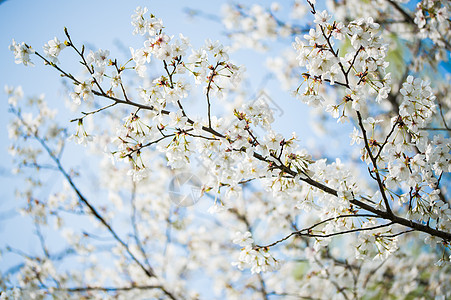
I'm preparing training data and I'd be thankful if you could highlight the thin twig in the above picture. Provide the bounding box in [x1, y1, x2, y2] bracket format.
[256, 214, 378, 249]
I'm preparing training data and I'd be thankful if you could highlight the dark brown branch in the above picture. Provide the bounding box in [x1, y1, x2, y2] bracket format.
[438, 102, 450, 130]
[375, 118, 399, 160]
[63, 285, 162, 292]
[256, 214, 377, 249]
[386, 0, 415, 24]
[205, 62, 221, 128]
[356, 111, 392, 214]
[296, 222, 393, 239]
[419, 127, 451, 132]
[70, 102, 117, 122]
[379, 229, 414, 238]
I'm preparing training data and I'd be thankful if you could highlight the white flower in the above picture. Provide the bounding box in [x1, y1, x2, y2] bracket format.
[70, 81, 93, 104]
[110, 70, 122, 88]
[263, 131, 283, 151]
[350, 127, 361, 145]
[5, 85, 23, 107]
[87, 49, 110, 67]
[10, 39, 35, 66]
[155, 44, 173, 61]
[43, 37, 66, 63]
[127, 167, 148, 182]
[232, 231, 254, 247]
[131, 7, 149, 35]
[304, 28, 325, 46]
[314, 10, 331, 26]
[169, 110, 188, 128]
[68, 124, 93, 146]
[147, 17, 163, 36]
[234, 246, 280, 274]
[207, 201, 226, 214]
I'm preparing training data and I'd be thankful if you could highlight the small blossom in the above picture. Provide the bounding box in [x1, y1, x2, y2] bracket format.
[232, 231, 254, 247]
[314, 10, 331, 26]
[70, 81, 93, 104]
[43, 37, 66, 63]
[68, 121, 93, 146]
[10, 39, 35, 66]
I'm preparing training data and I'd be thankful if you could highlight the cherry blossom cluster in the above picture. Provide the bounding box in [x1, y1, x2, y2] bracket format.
[414, 0, 450, 49]
[221, 2, 310, 50]
[399, 75, 436, 140]
[293, 11, 391, 114]
[232, 231, 280, 274]
[68, 120, 93, 146]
